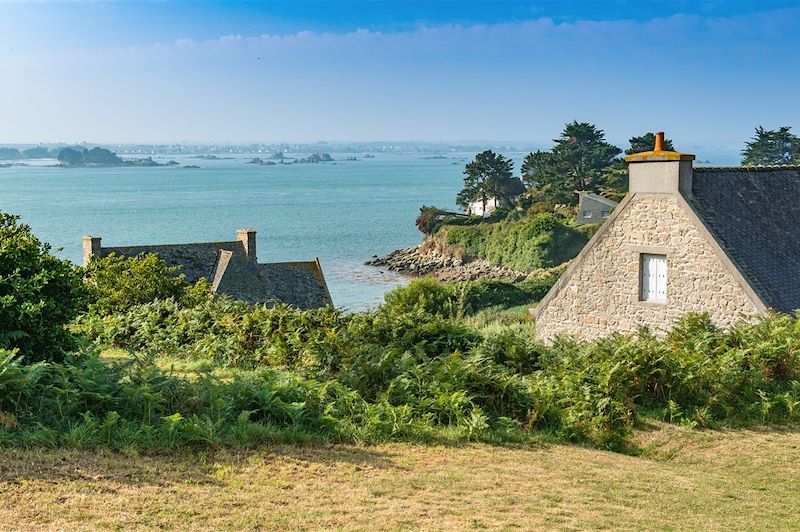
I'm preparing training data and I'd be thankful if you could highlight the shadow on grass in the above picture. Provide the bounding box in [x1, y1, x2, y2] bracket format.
[0, 431, 558, 486]
[0, 444, 399, 486]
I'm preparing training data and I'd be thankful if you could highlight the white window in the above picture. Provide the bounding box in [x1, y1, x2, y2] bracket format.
[582, 210, 592, 218]
[640, 254, 667, 302]
[601, 210, 610, 218]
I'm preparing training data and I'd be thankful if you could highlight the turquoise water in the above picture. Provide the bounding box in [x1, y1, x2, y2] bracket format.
[0, 153, 491, 310]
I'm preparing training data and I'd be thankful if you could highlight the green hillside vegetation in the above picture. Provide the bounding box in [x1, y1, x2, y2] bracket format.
[438, 212, 588, 271]
[2, 211, 800, 456]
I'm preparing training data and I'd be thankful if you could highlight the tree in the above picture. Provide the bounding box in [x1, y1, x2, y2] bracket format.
[626, 132, 675, 155]
[456, 150, 516, 212]
[0, 212, 86, 362]
[521, 121, 621, 205]
[741, 126, 800, 165]
[83, 252, 189, 316]
[416, 205, 441, 236]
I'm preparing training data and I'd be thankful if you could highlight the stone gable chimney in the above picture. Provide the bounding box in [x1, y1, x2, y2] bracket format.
[625, 131, 696, 198]
[82, 236, 101, 266]
[236, 228, 257, 263]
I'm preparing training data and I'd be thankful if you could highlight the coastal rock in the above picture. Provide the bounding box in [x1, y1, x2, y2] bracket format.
[366, 245, 529, 282]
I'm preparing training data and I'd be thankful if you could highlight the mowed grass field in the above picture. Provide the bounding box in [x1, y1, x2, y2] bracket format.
[1, 425, 799, 531]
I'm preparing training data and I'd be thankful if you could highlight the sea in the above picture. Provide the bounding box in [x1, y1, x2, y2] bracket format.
[0, 152, 525, 311]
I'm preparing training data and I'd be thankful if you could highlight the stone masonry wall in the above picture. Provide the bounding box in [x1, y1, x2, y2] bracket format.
[534, 194, 760, 342]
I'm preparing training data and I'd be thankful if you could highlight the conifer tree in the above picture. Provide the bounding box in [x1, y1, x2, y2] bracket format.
[741, 126, 800, 165]
[456, 150, 516, 212]
[521, 121, 621, 205]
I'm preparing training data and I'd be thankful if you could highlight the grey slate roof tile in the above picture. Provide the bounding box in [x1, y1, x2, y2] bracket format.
[690, 166, 800, 313]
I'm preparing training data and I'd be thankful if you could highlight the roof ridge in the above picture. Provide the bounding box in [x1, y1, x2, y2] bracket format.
[695, 164, 800, 172]
[103, 240, 241, 249]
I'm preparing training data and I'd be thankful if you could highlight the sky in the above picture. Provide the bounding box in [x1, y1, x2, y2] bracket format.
[1, 1, 799, 148]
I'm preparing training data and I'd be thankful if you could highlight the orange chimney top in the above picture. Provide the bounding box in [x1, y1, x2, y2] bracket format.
[624, 130, 694, 163]
[654, 131, 665, 151]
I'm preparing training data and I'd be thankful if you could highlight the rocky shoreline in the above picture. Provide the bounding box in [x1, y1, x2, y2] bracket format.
[366, 246, 529, 282]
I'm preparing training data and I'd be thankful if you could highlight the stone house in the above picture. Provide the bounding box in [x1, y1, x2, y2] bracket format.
[82, 228, 332, 309]
[532, 132, 800, 342]
[576, 192, 619, 225]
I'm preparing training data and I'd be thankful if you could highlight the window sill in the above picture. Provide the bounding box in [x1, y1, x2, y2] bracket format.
[639, 299, 667, 306]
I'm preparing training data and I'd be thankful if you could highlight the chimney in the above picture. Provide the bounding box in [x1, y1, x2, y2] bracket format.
[236, 228, 257, 263]
[82, 235, 101, 266]
[625, 131, 695, 198]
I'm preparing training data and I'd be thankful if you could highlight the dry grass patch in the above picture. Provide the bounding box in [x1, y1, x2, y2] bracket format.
[1, 425, 799, 530]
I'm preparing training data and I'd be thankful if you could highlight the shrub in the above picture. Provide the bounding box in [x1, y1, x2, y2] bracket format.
[83, 252, 189, 316]
[380, 274, 561, 319]
[381, 278, 457, 317]
[0, 212, 86, 362]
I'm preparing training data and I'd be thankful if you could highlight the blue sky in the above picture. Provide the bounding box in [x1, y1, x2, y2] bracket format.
[1, 1, 799, 149]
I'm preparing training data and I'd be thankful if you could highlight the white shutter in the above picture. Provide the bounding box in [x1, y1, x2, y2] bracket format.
[641, 256, 652, 300]
[641, 254, 667, 302]
[655, 256, 667, 300]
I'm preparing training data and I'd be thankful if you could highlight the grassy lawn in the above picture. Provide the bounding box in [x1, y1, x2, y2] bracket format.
[2, 425, 799, 530]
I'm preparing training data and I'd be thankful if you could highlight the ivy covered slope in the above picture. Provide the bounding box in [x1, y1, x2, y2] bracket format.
[435, 212, 590, 272]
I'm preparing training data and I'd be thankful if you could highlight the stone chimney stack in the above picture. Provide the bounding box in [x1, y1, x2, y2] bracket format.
[236, 228, 257, 263]
[625, 131, 695, 198]
[82, 236, 101, 266]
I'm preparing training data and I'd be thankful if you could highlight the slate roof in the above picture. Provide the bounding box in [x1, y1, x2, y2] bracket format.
[690, 165, 800, 313]
[578, 192, 619, 208]
[100, 240, 332, 310]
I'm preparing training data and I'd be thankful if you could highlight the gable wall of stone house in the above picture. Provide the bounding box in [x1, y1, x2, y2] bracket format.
[534, 193, 760, 342]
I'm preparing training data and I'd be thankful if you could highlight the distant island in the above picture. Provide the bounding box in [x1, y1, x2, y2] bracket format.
[0, 145, 173, 168]
[58, 147, 167, 168]
[294, 153, 334, 164]
[0, 146, 60, 160]
[246, 157, 276, 166]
